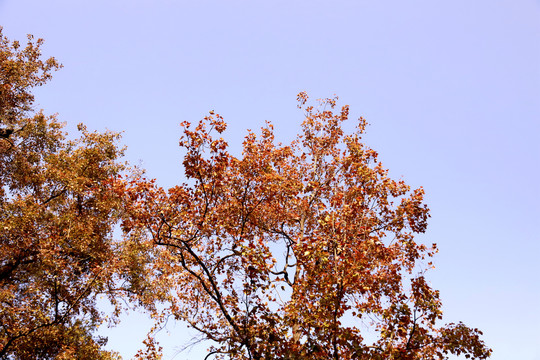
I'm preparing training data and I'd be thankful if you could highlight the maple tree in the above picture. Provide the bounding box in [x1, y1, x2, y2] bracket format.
[0, 28, 134, 359]
[126, 94, 492, 359]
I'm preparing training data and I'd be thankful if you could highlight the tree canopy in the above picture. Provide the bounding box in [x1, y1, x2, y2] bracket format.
[0, 29, 491, 359]
[123, 93, 491, 360]
[0, 28, 130, 360]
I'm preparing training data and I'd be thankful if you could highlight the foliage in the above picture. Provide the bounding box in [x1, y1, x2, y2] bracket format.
[0, 28, 124, 359]
[0, 27, 491, 360]
[126, 93, 492, 359]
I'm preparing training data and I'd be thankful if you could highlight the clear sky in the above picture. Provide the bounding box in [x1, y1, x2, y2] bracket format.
[1, 1, 539, 359]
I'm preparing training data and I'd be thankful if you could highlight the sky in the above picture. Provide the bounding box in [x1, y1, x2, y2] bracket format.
[1, 0, 539, 359]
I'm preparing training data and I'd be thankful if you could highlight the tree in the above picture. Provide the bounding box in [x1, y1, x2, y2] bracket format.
[0, 28, 128, 359]
[0, 27, 491, 360]
[127, 93, 492, 359]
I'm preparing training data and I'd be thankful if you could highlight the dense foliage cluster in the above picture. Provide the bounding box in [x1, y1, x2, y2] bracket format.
[0, 28, 129, 360]
[0, 29, 491, 359]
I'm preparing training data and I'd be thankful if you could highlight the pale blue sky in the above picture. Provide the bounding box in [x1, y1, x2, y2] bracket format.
[1, 1, 539, 359]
